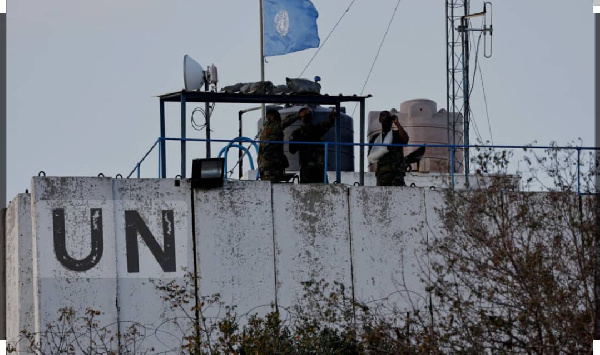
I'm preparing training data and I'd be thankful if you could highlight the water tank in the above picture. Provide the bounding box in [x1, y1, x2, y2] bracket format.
[256, 105, 354, 172]
[367, 99, 464, 173]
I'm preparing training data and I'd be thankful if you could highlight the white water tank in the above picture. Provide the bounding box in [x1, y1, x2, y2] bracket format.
[367, 99, 464, 173]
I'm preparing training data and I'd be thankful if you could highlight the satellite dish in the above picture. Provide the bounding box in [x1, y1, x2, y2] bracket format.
[184, 55, 205, 91]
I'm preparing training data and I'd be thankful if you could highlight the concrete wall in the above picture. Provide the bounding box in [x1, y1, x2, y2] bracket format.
[31, 177, 119, 350]
[350, 187, 428, 312]
[5, 194, 32, 351]
[112, 178, 193, 353]
[0, 207, 6, 340]
[5, 177, 447, 352]
[273, 184, 353, 310]
[195, 180, 276, 319]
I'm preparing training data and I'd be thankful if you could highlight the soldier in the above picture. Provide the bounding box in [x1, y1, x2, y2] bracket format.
[367, 111, 410, 186]
[289, 108, 336, 183]
[257, 108, 310, 182]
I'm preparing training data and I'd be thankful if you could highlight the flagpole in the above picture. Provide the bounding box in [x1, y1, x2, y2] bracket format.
[260, 0, 265, 82]
[259, 0, 265, 120]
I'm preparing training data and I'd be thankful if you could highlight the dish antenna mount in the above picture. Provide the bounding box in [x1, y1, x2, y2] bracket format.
[183, 54, 218, 91]
[183, 54, 219, 158]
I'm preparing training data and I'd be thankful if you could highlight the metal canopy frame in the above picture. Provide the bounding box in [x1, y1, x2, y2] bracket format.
[157, 90, 370, 185]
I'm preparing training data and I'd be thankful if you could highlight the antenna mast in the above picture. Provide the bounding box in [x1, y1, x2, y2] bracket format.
[446, 0, 492, 187]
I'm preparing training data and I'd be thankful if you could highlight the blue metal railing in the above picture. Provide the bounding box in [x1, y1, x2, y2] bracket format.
[126, 138, 161, 179]
[127, 137, 599, 195]
[217, 137, 260, 177]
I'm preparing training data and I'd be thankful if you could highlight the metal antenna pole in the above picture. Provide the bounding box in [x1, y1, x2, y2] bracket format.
[260, 0, 265, 83]
[205, 81, 211, 158]
[260, 0, 266, 120]
[445, 0, 451, 174]
[446, 0, 467, 176]
[448, 0, 493, 186]
[462, 13, 470, 186]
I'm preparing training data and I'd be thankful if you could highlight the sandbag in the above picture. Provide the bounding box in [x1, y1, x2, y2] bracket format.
[241, 81, 274, 94]
[220, 82, 250, 93]
[286, 77, 321, 94]
[272, 84, 292, 94]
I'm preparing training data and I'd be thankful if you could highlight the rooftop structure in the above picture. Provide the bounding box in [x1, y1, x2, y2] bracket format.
[156, 90, 371, 184]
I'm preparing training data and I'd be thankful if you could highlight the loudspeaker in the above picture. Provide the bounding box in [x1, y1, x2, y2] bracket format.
[191, 158, 225, 188]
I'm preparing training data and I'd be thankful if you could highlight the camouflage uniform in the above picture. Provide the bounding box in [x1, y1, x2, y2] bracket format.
[257, 114, 299, 182]
[289, 115, 335, 183]
[369, 130, 409, 186]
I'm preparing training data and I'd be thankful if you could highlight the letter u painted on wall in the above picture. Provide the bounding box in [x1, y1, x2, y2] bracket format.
[52, 208, 104, 272]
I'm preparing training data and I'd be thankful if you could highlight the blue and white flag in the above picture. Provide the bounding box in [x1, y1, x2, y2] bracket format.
[263, 0, 320, 57]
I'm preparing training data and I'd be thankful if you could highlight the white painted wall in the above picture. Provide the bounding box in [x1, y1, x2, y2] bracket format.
[31, 177, 119, 350]
[195, 180, 277, 320]
[5, 194, 32, 352]
[5, 177, 449, 352]
[112, 178, 194, 353]
[350, 187, 427, 312]
[273, 184, 353, 310]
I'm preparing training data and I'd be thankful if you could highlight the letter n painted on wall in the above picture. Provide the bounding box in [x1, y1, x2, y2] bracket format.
[125, 210, 176, 273]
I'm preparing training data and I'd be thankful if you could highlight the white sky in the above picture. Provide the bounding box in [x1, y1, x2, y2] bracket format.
[6, 0, 594, 203]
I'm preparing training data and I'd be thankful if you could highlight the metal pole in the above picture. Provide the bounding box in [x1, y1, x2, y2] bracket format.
[259, 0, 266, 119]
[577, 148, 581, 195]
[445, 0, 451, 175]
[451, 1, 457, 153]
[160, 99, 167, 178]
[594, 14, 600, 340]
[335, 103, 341, 183]
[359, 99, 365, 186]
[451, 147, 455, 189]
[205, 82, 211, 158]
[157, 140, 160, 178]
[181, 93, 187, 178]
[238, 106, 262, 179]
[462, 13, 470, 187]
[239, 111, 243, 179]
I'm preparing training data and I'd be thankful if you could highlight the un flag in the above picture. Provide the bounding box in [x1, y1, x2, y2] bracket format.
[263, 0, 320, 57]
